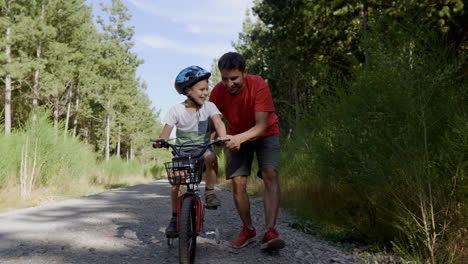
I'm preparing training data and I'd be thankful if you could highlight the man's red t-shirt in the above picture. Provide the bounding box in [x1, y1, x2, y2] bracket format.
[209, 75, 279, 137]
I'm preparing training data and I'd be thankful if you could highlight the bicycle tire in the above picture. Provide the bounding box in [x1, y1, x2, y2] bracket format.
[179, 198, 197, 264]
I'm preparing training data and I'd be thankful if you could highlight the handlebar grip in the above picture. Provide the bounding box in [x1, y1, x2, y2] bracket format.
[150, 139, 169, 148]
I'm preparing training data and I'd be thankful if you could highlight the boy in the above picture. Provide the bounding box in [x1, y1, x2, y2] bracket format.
[154, 66, 227, 238]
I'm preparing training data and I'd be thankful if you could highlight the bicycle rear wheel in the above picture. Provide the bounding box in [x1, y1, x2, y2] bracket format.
[179, 198, 197, 264]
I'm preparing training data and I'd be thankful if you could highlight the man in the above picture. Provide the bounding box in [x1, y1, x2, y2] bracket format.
[209, 52, 285, 250]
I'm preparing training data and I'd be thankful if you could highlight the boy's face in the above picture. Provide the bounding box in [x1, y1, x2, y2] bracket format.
[220, 68, 247, 96]
[186, 79, 209, 105]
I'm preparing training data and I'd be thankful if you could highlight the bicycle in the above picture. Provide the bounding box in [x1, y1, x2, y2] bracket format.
[151, 138, 229, 264]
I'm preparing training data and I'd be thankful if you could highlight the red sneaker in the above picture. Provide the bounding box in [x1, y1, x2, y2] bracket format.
[261, 227, 285, 250]
[232, 226, 256, 248]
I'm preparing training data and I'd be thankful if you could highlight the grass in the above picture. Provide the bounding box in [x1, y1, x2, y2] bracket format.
[0, 110, 167, 213]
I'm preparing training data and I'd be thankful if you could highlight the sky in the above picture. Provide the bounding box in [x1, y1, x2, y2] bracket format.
[89, 0, 255, 120]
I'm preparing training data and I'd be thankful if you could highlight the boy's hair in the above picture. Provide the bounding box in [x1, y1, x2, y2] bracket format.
[218, 52, 246, 71]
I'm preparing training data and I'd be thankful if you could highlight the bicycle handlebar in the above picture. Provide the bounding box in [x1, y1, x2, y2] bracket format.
[150, 138, 230, 158]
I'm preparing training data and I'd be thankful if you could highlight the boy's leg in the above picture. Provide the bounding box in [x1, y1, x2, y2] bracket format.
[203, 151, 218, 189]
[167, 184, 183, 237]
[203, 151, 221, 209]
[170, 184, 183, 212]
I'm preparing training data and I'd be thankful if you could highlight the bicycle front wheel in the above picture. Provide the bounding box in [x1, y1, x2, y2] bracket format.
[179, 197, 197, 264]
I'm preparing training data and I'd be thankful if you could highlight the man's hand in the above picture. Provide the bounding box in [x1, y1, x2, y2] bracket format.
[225, 135, 242, 151]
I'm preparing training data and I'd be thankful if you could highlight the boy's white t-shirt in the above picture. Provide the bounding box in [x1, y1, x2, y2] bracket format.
[164, 101, 221, 145]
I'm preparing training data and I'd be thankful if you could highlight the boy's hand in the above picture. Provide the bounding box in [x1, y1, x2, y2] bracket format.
[215, 136, 229, 146]
[225, 135, 242, 151]
[152, 139, 167, 149]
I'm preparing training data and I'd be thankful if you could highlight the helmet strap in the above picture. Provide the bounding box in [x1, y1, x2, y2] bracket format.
[187, 95, 202, 108]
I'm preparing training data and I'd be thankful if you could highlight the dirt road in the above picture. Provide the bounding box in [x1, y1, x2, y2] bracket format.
[0, 180, 356, 264]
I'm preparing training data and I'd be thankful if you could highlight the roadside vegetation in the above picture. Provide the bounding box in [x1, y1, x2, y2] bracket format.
[229, 1, 467, 263]
[0, 110, 167, 213]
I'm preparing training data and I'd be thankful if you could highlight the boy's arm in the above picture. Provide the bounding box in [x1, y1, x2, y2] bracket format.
[154, 124, 173, 148]
[209, 118, 216, 140]
[211, 114, 227, 138]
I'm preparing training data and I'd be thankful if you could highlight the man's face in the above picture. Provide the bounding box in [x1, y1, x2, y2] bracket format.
[186, 80, 209, 105]
[220, 69, 247, 96]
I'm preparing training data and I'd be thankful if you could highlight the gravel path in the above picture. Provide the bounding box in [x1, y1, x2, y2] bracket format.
[0, 180, 358, 264]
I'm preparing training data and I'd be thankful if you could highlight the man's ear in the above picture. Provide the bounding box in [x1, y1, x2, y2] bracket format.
[243, 68, 248, 75]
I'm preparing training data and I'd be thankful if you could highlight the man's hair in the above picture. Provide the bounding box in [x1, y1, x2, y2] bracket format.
[218, 52, 246, 71]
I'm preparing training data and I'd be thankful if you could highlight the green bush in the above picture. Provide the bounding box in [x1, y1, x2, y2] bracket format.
[279, 26, 467, 262]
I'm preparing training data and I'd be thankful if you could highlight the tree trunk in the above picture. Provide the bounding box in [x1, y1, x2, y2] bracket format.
[72, 84, 80, 138]
[32, 4, 44, 122]
[105, 112, 110, 162]
[105, 84, 112, 162]
[130, 142, 134, 160]
[116, 123, 121, 158]
[64, 83, 72, 140]
[53, 95, 59, 130]
[362, 0, 370, 66]
[84, 122, 89, 144]
[4, 0, 12, 135]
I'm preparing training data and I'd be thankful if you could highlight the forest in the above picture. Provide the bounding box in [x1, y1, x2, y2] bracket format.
[234, 0, 467, 263]
[0, 1, 166, 212]
[1, 0, 467, 263]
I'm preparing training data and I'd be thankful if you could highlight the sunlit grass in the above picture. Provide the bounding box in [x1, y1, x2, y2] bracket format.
[0, 110, 167, 213]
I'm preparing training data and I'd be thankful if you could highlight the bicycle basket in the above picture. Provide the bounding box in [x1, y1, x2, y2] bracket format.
[164, 157, 204, 185]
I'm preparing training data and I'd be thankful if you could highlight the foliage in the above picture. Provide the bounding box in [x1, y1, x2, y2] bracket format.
[237, 0, 467, 262]
[0, 0, 161, 161]
[0, 109, 164, 211]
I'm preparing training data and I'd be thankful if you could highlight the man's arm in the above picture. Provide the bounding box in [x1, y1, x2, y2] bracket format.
[226, 111, 268, 150]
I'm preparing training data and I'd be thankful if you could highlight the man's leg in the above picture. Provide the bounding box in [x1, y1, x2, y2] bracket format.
[231, 175, 256, 248]
[256, 135, 284, 250]
[232, 175, 252, 227]
[225, 144, 256, 248]
[261, 168, 280, 228]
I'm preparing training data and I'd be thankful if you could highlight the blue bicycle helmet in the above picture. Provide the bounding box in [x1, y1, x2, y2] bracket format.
[174, 66, 211, 95]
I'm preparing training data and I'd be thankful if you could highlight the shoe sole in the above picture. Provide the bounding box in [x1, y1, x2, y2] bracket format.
[205, 205, 219, 210]
[166, 233, 178, 238]
[261, 237, 285, 250]
[232, 237, 256, 249]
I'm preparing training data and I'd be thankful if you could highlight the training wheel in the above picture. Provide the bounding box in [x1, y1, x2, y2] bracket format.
[167, 238, 174, 246]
